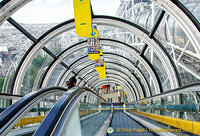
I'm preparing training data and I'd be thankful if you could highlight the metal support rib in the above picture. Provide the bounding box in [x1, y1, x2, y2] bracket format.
[58, 55, 151, 97]
[11, 16, 177, 95]
[149, 10, 165, 38]
[7, 17, 38, 43]
[42, 39, 160, 95]
[78, 68, 138, 100]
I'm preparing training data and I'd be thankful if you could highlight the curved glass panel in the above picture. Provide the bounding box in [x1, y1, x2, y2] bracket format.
[44, 29, 85, 55]
[0, 98, 12, 110]
[98, 25, 145, 52]
[1, 66, 15, 94]
[154, 12, 200, 84]
[179, 0, 200, 22]
[73, 60, 94, 74]
[144, 48, 170, 91]
[63, 48, 88, 66]
[127, 85, 200, 135]
[47, 64, 65, 87]
[177, 50, 200, 79]
[155, 13, 196, 53]
[1, 0, 199, 100]
[54, 44, 146, 89]
[101, 46, 138, 65]
[11, 0, 75, 38]
[59, 44, 157, 96]
[0, 21, 33, 94]
[7, 94, 62, 135]
[138, 63, 156, 95]
[114, 0, 160, 31]
[21, 52, 53, 95]
[178, 66, 200, 86]
[80, 69, 98, 80]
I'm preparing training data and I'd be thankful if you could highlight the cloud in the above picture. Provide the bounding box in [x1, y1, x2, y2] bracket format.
[91, 0, 120, 15]
[11, 0, 120, 24]
[45, 0, 65, 6]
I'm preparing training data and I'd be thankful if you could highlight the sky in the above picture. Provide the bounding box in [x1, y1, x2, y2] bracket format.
[11, 0, 121, 24]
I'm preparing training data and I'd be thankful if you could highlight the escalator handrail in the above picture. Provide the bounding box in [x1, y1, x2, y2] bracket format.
[34, 86, 109, 136]
[0, 86, 67, 130]
[129, 82, 200, 103]
[0, 93, 22, 100]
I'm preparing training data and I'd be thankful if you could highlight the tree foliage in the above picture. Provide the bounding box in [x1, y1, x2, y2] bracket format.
[21, 54, 47, 95]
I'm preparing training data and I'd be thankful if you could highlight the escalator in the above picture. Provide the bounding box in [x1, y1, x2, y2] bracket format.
[33, 87, 159, 136]
[0, 87, 66, 136]
[1, 84, 199, 136]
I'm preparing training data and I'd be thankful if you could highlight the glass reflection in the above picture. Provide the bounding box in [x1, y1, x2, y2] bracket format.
[21, 52, 53, 95]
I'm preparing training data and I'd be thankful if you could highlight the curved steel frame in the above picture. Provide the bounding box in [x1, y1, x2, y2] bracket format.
[1, 0, 198, 52]
[81, 73, 136, 101]
[89, 80, 135, 101]
[5, 16, 181, 96]
[0, 0, 30, 25]
[79, 75, 135, 102]
[41, 40, 161, 94]
[77, 66, 141, 99]
[79, 68, 137, 97]
[62, 57, 147, 94]
[53, 47, 156, 96]
[1, 0, 200, 98]
[76, 64, 143, 98]
[152, 0, 200, 55]
[88, 71, 142, 99]
[58, 53, 151, 96]
[91, 75, 136, 101]
[95, 18, 178, 89]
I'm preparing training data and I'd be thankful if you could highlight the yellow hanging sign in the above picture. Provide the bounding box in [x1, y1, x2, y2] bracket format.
[88, 29, 99, 38]
[99, 68, 106, 79]
[73, 0, 92, 37]
[88, 31, 100, 60]
[88, 54, 100, 60]
[95, 61, 105, 72]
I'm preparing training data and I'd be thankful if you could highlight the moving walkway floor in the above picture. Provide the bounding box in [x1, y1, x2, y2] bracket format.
[108, 111, 155, 136]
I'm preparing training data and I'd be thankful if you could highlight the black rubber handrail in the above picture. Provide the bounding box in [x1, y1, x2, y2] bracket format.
[0, 86, 67, 133]
[34, 86, 109, 136]
[0, 93, 22, 99]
